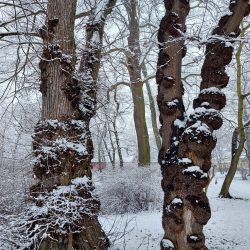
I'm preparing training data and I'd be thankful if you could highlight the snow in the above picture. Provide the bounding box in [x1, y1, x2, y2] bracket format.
[189, 235, 199, 241]
[182, 166, 208, 178]
[178, 157, 192, 164]
[171, 198, 182, 205]
[71, 176, 90, 186]
[191, 106, 220, 118]
[200, 87, 224, 95]
[167, 99, 179, 108]
[166, 197, 183, 213]
[100, 173, 250, 250]
[162, 239, 174, 248]
[184, 121, 212, 137]
[38, 138, 87, 157]
[174, 118, 186, 128]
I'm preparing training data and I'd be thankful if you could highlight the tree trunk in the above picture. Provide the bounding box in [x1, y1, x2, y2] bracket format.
[25, 0, 117, 249]
[142, 62, 162, 150]
[157, 1, 250, 249]
[245, 127, 250, 174]
[157, 1, 190, 249]
[220, 29, 248, 198]
[125, 0, 151, 166]
[113, 89, 124, 167]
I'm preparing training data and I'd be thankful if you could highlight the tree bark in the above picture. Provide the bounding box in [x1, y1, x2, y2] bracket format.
[220, 26, 249, 198]
[125, 0, 151, 166]
[25, 0, 117, 249]
[157, 0, 250, 249]
[157, 1, 190, 249]
[142, 62, 162, 150]
[245, 126, 250, 173]
[113, 89, 124, 167]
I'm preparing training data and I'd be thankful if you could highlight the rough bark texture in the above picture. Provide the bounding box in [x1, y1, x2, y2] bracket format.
[157, 0, 250, 249]
[125, 0, 151, 166]
[25, 0, 117, 249]
[157, 1, 190, 249]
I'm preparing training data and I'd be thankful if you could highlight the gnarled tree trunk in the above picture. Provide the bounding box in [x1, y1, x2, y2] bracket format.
[24, 0, 117, 249]
[157, 0, 250, 249]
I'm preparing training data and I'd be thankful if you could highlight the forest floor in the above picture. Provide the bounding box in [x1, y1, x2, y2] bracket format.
[101, 173, 250, 250]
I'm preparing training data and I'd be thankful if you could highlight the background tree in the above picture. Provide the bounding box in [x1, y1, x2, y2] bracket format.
[220, 23, 250, 198]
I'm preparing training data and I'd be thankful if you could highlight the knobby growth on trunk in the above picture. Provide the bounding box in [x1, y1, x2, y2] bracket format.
[17, 0, 117, 249]
[157, 0, 250, 249]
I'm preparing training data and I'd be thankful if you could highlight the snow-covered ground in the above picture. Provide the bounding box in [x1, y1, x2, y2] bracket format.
[101, 173, 250, 250]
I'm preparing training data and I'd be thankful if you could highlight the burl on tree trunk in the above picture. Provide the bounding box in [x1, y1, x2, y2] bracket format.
[157, 0, 250, 249]
[19, 0, 117, 249]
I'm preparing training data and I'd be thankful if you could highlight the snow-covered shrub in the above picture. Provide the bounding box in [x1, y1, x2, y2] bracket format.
[0, 158, 30, 215]
[93, 164, 163, 214]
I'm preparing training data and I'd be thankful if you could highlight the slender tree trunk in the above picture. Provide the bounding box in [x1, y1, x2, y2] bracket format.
[26, 0, 117, 249]
[113, 89, 124, 167]
[245, 127, 250, 174]
[102, 135, 115, 166]
[220, 31, 248, 198]
[157, 1, 250, 249]
[125, 0, 151, 166]
[244, 96, 250, 174]
[142, 62, 162, 150]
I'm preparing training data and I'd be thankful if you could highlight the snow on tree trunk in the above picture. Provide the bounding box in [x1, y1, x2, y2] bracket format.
[19, 0, 117, 249]
[157, 0, 250, 249]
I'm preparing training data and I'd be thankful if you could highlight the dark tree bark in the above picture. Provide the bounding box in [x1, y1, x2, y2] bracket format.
[157, 0, 250, 249]
[157, 1, 190, 249]
[125, 0, 151, 166]
[25, 0, 117, 249]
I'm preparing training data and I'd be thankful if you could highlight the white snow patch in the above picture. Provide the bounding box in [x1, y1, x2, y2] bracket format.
[174, 118, 186, 128]
[178, 157, 192, 164]
[71, 176, 91, 186]
[184, 121, 211, 136]
[200, 87, 223, 95]
[162, 239, 174, 248]
[182, 166, 208, 178]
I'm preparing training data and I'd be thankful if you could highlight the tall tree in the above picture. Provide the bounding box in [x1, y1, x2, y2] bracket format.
[124, 0, 151, 166]
[24, 0, 117, 249]
[157, 0, 250, 249]
[220, 23, 250, 197]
